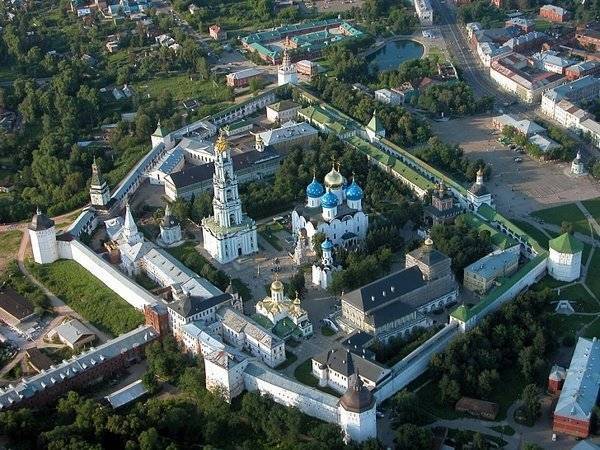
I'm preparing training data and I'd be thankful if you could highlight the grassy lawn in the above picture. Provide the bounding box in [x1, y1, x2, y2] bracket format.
[559, 284, 600, 313]
[0, 230, 22, 264]
[531, 203, 592, 237]
[258, 225, 283, 251]
[447, 429, 507, 448]
[411, 374, 463, 420]
[533, 275, 569, 291]
[486, 366, 528, 421]
[28, 260, 144, 336]
[275, 350, 297, 370]
[549, 314, 595, 339]
[510, 219, 553, 248]
[586, 250, 600, 299]
[582, 198, 600, 224]
[582, 317, 600, 339]
[534, 19, 552, 32]
[489, 425, 515, 436]
[293, 358, 340, 397]
[133, 75, 234, 103]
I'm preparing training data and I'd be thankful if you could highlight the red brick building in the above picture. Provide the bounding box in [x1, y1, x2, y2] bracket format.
[540, 5, 570, 23]
[547, 365, 566, 394]
[226, 68, 263, 88]
[576, 29, 600, 52]
[553, 337, 600, 438]
[565, 61, 600, 80]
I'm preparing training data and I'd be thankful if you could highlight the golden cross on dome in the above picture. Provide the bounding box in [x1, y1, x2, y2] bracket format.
[215, 130, 228, 153]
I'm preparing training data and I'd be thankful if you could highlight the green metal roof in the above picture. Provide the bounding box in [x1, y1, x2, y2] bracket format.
[367, 112, 384, 133]
[549, 233, 584, 254]
[450, 304, 472, 322]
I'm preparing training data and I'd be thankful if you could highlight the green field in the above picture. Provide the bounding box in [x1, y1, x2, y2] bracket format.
[134, 75, 234, 102]
[559, 284, 600, 313]
[534, 19, 552, 32]
[549, 314, 595, 339]
[293, 359, 340, 397]
[0, 230, 22, 263]
[531, 203, 592, 237]
[587, 250, 600, 299]
[28, 260, 144, 336]
[582, 198, 600, 225]
[582, 318, 600, 339]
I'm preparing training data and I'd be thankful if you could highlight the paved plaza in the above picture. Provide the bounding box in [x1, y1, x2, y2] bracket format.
[431, 116, 600, 219]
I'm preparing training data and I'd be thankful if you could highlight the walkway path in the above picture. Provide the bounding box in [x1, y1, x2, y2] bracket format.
[16, 231, 111, 343]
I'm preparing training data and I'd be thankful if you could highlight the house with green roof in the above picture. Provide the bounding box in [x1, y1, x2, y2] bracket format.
[365, 111, 385, 142]
[547, 233, 583, 282]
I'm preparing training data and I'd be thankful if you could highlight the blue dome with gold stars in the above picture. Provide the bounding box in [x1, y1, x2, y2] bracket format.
[321, 190, 338, 209]
[306, 177, 325, 198]
[346, 180, 363, 201]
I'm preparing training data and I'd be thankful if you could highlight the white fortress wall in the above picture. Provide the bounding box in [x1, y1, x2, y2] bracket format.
[243, 362, 340, 424]
[374, 323, 459, 403]
[69, 240, 158, 310]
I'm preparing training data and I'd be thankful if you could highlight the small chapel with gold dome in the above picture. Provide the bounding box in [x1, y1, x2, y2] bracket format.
[291, 163, 369, 250]
[255, 277, 313, 339]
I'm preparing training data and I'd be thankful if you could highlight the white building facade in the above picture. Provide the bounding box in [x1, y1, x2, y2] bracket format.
[547, 233, 583, 282]
[277, 49, 298, 86]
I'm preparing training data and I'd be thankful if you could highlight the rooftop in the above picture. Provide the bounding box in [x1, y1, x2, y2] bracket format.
[0, 287, 35, 323]
[549, 233, 584, 254]
[464, 246, 520, 280]
[53, 319, 95, 346]
[105, 379, 148, 409]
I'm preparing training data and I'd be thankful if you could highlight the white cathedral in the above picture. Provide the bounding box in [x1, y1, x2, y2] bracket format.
[277, 49, 298, 87]
[201, 133, 258, 264]
[291, 165, 368, 250]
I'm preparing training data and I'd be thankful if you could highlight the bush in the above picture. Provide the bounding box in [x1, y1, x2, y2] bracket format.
[562, 334, 576, 347]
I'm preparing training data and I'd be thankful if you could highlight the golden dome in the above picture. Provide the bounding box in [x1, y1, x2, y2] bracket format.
[324, 163, 344, 189]
[271, 279, 284, 292]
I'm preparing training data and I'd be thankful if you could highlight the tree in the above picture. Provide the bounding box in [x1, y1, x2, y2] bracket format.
[394, 424, 432, 450]
[439, 374, 461, 404]
[521, 384, 541, 425]
[391, 390, 428, 425]
[472, 432, 490, 450]
[560, 221, 573, 235]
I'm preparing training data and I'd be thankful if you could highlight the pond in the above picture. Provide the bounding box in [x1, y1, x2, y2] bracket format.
[367, 40, 425, 72]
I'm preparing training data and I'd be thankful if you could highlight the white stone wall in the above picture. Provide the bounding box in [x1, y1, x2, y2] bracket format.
[548, 248, 581, 281]
[339, 405, 377, 443]
[69, 240, 158, 310]
[29, 227, 58, 264]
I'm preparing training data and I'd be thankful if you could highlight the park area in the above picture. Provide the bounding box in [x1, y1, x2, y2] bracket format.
[27, 260, 144, 336]
[133, 74, 234, 104]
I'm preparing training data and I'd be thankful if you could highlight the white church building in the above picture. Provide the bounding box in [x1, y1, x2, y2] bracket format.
[312, 238, 340, 289]
[466, 168, 492, 209]
[202, 133, 258, 264]
[292, 167, 368, 249]
[277, 49, 298, 87]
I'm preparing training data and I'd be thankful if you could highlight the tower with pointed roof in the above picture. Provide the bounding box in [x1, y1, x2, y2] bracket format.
[548, 232, 583, 281]
[571, 151, 586, 175]
[28, 208, 58, 264]
[312, 237, 340, 289]
[277, 48, 298, 86]
[365, 110, 385, 143]
[151, 120, 165, 148]
[338, 369, 377, 443]
[202, 131, 258, 264]
[122, 203, 143, 247]
[467, 167, 492, 209]
[158, 203, 183, 247]
[89, 157, 111, 208]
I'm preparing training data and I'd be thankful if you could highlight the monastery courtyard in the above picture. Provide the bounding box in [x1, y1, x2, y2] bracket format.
[431, 115, 600, 219]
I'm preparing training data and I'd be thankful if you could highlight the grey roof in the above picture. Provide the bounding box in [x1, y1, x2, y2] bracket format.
[54, 319, 95, 346]
[313, 348, 389, 384]
[258, 121, 318, 147]
[168, 293, 232, 318]
[464, 246, 520, 279]
[0, 326, 157, 409]
[407, 244, 449, 267]
[369, 301, 419, 327]
[218, 307, 283, 348]
[105, 379, 148, 408]
[342, 266, 425, 313]
[554, 337, 600, 421]
[168, 149, 280, 189]
[29, 210, 55, 231]
[294, 202, 359, 226]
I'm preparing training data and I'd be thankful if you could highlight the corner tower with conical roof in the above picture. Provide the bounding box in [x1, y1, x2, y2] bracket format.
[548, 232, 583, 282]
[89, 157, 111, 208]
[365, 110, 385, 143]
[338, 370, 377, 443]
[28, 208, 58, 264]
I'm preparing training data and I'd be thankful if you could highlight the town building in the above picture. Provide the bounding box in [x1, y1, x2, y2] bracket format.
[226, 68, 263, 88]
[424, 181, 461, 225]
[466, 168, 493, 209]
[575, 27, 600, 52]
[503, 31, 547, 53]
[547, 232, 583, 282]
[565, 61, 600, 81]
[553, 337, 600, 438]
[266, 100, 300, 123]
[492, 114, 546, 136]
[311, 238, 340, 289]
[0, 325, 157, 411]
[202, 133, 258, 264]
[254, 121, 318, 151]
[48, 319, 96, 350]
[463, 245, 520, 294]
[24, 348, 53, 374]
[292, 167, 368, 249]
[339, 240, 457, 342]
[157, 204, 183, 247]
[414, 0, 433, 25]
[490, 53, 564, 103]
[548, 364, 567, 394]
[529, 133, 560, 153]
[255, 278, 313, 339]
[531, 50, 574, 74]
[209, 24, 226, 41]
[296, 60, 320, 79]
[105, 379, 148, 409]
[164, 148, 281, 201]
[505, 17, 534, 33]
[0, 286, 36, 328]
[277, 49, 298, 86]
[540, 5, 570, 23]
[217, 306, 286, 367]
[311, 349, 390, 393]
[374, 89, 404, 106]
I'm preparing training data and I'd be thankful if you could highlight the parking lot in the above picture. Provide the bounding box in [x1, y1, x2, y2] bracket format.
[431, 116, 600, 219]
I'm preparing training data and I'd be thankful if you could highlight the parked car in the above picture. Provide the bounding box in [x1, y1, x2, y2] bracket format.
[514, 157, 523, 163]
